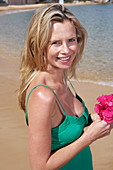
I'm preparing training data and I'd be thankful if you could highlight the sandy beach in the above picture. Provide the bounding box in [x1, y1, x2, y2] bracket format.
[0, 55, 113, 170]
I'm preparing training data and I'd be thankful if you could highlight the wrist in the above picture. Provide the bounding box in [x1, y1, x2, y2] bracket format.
[81, 131, 93, 146]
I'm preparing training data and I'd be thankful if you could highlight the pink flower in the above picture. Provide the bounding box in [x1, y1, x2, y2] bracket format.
[102, 108, 113, 123]
[94, 94, 113, 123]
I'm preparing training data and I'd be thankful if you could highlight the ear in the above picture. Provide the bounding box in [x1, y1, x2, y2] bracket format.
[43, 48, 47, 60]
[43, 49, 48, 70]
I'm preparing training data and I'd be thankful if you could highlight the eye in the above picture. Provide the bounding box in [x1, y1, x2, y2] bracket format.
[68, 38, 77, 43]
[52, 41, 60, 45]
[52, 41, 58, 45]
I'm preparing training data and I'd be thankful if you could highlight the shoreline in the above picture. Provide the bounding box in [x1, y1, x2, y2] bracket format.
[0, 54, 113, 88]
[0, 1, 95, 14]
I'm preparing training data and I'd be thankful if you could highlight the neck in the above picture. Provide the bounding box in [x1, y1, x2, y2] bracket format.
[46, 66, 66, 85]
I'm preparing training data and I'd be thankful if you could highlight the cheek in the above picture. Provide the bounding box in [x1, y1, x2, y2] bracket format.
[45, 47, 51, 60]
[48, 47, 58, 58]
[72, 44, 78, 55]
[75, 43, 78, 51]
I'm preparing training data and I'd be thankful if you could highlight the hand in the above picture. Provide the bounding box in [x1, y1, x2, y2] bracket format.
[84, 118, 111, 144]
[110, 122, 113, 129]
[90, 113, 99, 121]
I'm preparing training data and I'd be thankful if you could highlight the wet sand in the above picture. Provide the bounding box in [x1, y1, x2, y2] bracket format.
[0, 55, 113, 170]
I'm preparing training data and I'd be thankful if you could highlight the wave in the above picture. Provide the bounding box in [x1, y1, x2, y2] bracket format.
[71, 78, 113, 87]
[0, 8, 34, 15]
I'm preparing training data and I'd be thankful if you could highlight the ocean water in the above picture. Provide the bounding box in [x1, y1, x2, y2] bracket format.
[0, 4, 113, 86]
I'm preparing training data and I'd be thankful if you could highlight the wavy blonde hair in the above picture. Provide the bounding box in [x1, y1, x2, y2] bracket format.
[18, 3, 87, 111]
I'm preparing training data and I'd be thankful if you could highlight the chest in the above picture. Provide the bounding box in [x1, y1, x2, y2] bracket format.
[51, 88, 84, 128]
[57, 87, 84, 117]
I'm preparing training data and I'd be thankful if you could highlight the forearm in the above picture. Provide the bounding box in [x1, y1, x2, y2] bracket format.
[45, 133, 90, 170]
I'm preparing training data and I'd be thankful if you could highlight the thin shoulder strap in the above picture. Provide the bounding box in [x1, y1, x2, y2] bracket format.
[26, 84, 67, 125]
[67, 78, 76, 95]
[63, 72, 76, 95]
[67, 78, 83, 103]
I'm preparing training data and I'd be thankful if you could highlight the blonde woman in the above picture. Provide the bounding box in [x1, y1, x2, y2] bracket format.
[18, 4, 112, 170]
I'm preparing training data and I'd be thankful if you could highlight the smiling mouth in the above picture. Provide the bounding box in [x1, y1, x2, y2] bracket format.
[56, 56, 70, 61]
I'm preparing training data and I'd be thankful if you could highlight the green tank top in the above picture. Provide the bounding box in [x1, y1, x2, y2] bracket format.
[26, 82, 93, 170]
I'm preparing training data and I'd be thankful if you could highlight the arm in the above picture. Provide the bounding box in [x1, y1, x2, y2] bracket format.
[27, 86, 111, 170]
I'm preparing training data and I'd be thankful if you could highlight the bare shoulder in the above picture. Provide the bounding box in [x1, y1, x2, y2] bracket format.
[26, 71, 57, 124]
[29, 85, 56, 104]
[26, 84, 56, 126]
[26, 71, 56, 105]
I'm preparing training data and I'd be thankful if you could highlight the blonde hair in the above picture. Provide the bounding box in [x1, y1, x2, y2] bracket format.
[18, 3, 87, 111]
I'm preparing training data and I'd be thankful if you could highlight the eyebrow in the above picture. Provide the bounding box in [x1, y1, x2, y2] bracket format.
[49, 36, 77, 42]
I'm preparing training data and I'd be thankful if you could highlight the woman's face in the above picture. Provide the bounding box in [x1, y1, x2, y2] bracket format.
[45, 19, 78, 71]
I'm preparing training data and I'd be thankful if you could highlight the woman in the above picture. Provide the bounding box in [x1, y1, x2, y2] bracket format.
[18, 3, 112, 170]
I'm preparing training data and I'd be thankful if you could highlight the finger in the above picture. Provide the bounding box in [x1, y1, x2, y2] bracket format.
[91, 113, 99, 121]
[101, 120, 108, 125]
[95, 117, 101, 122]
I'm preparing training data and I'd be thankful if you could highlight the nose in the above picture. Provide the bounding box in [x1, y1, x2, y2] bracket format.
[60, 42, 70, 54]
